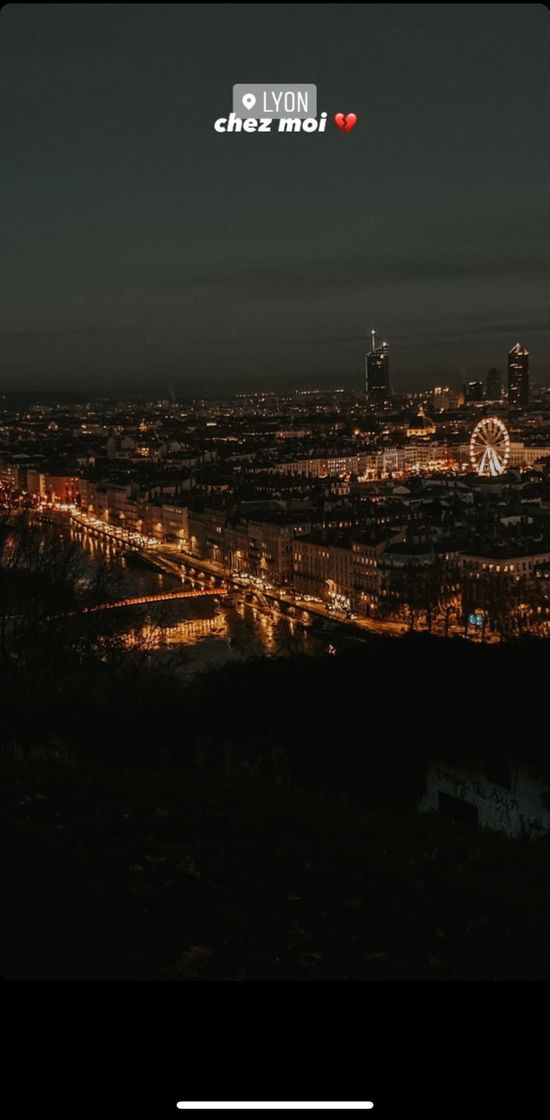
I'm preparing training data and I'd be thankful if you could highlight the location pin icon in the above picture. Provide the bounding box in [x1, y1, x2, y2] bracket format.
[242, 93, 256, 111]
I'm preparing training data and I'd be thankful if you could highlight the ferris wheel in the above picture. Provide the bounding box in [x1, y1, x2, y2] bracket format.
[470, 416, 510, 477]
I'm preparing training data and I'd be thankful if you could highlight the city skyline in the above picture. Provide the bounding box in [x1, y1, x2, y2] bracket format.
[1, 4, 550, 392]
[0, 329, 544, 402]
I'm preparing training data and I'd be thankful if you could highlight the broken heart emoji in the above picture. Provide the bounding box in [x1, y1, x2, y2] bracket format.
[334, 112, 358, 133]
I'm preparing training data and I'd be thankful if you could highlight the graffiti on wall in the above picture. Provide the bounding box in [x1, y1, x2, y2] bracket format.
[431, 765, 548, 837]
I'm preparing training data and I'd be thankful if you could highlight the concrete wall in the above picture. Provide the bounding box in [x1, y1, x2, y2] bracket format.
[419, 759, 550, 840]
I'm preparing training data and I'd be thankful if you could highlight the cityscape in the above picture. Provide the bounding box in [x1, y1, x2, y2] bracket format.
[2, 3, 550, 994]
[3, 335, 550, 645]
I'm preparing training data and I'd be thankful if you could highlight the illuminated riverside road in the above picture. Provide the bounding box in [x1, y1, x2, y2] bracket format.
[157, 542, 410, 637]
[48, 507, 497, 643]
[58, 510, 403, 639]
[60, 511, 428, 640]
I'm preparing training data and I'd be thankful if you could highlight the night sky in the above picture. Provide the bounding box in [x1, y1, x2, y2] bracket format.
[2, 3, 550, 395]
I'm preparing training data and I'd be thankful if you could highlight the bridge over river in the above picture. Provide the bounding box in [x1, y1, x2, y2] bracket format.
[83, 587, 227, 613]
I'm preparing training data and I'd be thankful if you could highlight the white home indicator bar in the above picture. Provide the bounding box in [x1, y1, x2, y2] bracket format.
[177, 1106, 374, 1111]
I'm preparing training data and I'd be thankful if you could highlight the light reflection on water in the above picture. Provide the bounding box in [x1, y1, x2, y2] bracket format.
[68, 522, 332, 674]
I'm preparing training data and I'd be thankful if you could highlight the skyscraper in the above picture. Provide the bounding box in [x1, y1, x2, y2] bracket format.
[366, 330, 390, 403]
[486, 367, 502, 402]
[508, 343, 529, 409]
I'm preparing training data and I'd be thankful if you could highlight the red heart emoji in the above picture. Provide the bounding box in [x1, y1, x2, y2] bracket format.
[334, 112, 358, 132]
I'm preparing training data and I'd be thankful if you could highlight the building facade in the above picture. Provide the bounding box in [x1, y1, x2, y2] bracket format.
[486, 367, 502, 402]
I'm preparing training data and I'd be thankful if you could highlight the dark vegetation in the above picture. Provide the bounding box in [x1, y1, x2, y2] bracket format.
[3, 757, 550, 981]
[1, 516, 550, 980]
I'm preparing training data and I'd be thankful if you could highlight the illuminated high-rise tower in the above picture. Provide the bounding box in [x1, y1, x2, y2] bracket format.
[365, 330, 390, 403]
[508, 343, 529, 409]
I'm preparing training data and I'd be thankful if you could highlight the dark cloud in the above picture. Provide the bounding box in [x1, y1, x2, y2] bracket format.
[0, 326, 118, 341]
[165, 248, 550, 293]
[1, 3, 549, 390]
